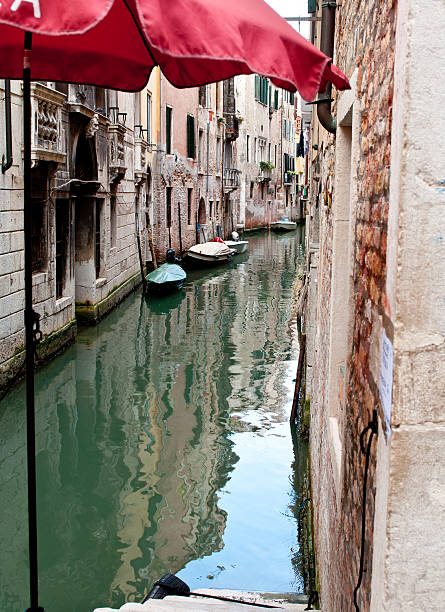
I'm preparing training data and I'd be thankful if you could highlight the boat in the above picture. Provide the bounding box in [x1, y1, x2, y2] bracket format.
[145, 263, 186, 293]
[224, 239, 248, 254]
[270, 217, 297, 232]
[185, 241, 235, 267]
[145, 251, 186, 293]
[223, 231, 248, 254]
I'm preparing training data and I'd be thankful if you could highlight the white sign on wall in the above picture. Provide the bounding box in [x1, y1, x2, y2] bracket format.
[379, 329, 394, 439]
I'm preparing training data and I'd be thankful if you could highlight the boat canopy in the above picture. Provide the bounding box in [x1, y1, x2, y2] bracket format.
[146, 263, 186, 284]
[188, 242, 232, 257]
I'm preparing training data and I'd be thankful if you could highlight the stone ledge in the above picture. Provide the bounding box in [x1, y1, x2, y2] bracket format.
[0, 319, 76, 396]
[76, 270, 142, 325]
[55, 295, 73, 313]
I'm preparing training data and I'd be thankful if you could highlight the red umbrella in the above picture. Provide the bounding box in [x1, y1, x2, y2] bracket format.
[0, 2, 349, 611]
[0, 0, 349, 101]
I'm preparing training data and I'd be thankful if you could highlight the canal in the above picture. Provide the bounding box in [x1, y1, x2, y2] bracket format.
[0, 228, 308, 611]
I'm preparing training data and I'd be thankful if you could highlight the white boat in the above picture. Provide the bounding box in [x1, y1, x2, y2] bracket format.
[270, 217, 297, 232]
[185, 241, 235, 266]
[224, 239, 248, 254]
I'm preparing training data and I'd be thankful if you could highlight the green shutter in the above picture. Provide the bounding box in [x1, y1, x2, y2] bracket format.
[255, 75, 259, 99]
[290, 93, 295, 105]
[274, 89, 279, 110]
[269, 85, 272, 108]
[308, 0, 316, 13]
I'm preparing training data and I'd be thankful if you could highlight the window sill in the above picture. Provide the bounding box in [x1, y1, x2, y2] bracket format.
[55, 296, 73, 313]
[96, 277, 107, 288]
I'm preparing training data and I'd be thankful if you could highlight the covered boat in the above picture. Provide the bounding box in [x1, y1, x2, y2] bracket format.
[185, 241, 235, 266]
[145, 263, 186, 293]
[270, 217, 297, 232]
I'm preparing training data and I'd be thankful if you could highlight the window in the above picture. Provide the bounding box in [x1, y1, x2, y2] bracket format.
[198, 129, 204, 169]
[274, 145, 277, 168]
[254, 138, 257, 163]
[250, 182, 254, 198]
[246, 134, 250, 163]
[110, 194, 117, 247]
[274, 89, 279, 110]
[187, 188, 193, 225]
[187, 114, 196, 158]
[216, 136, 221, 170]
[254, 75, 269, 105]
[268, 143, 271, 163]
[199, 85, 210, 107]
[146, 92, 152, 143]
[261, 183, 265, 199]
[166, 187, 172, 227]
[216, 200, 219, 217]
[165, 106, 172, 154]
[209, 201, 213, 219]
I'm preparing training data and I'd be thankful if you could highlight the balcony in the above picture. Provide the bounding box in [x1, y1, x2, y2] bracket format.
[257, 163, 273, 183]
[31, 83, 66, 165]
[109, 122, 127, 184]
[283, 171, 295, 185]
[224, 168, 241, 191]
[134, 137, 148, 186]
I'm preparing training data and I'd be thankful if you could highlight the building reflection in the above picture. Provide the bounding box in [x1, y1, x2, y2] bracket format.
[0, 230, 304, 611]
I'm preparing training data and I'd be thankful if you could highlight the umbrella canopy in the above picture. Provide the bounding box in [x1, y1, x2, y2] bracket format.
[0, 0, 349, 101]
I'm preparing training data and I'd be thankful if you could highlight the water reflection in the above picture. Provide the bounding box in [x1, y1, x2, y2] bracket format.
[0, 228, 306, 611]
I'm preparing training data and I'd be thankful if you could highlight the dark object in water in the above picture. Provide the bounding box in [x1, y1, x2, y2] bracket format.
[143, 573, 190, 601]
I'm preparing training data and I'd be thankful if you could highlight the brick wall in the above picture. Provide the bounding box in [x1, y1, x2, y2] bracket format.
[308, 1, 397, 610]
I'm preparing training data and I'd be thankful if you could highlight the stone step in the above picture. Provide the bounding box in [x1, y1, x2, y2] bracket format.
[94, 589, 312, 611]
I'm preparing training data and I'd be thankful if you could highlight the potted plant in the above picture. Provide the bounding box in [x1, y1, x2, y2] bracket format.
[259, 160, 275, 172]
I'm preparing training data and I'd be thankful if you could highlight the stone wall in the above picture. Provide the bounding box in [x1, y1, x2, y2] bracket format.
[307, 0, 397, 610]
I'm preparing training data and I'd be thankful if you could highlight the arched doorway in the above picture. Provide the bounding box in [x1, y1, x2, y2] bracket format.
[198, 197, 206, 226]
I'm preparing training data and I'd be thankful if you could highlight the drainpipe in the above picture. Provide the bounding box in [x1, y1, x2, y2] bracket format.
[2, 79, 13, 173]
[316, 1, 337, 134]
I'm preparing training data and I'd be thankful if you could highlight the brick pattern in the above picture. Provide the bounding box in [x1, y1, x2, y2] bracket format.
[309, 1, 397, 610]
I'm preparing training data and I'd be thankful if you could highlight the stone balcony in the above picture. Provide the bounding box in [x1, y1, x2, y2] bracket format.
[109, 122, 127, 184]
[223, 167, 241, 191]
[31, 83, 66, 165]
[134, 137, 148, 186]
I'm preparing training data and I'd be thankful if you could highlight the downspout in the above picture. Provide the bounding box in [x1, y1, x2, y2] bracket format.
[316, 1, 337, 134]
[2, 79, 13, 173]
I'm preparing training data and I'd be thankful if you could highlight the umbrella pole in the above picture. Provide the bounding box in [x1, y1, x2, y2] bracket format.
[23, 31, 44, 612]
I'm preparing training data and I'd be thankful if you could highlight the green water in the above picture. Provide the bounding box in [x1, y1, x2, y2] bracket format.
[0, 229, 307, 611]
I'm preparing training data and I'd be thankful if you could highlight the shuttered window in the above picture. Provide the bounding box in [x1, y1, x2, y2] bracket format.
[255, 75, 269, 105]
[187, 114, 196, 158]
[274, 89, 279, 109]
[166, 106, 172, 154]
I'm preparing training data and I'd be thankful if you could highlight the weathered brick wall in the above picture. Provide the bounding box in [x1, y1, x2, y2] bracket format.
[309, 1, 396, 610]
